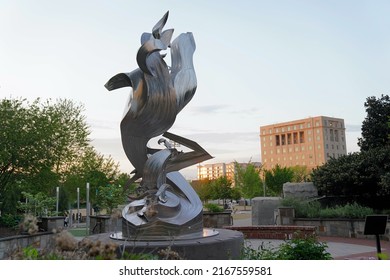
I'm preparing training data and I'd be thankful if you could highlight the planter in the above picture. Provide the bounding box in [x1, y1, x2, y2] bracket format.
[203, 211, 232, 228]
[40, 216, 65, 232]
[89, 215, 122, 235]
[294, 218, 390, 240]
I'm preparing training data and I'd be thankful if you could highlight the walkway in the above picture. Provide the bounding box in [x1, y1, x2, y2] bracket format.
[232, 210, 389, 260]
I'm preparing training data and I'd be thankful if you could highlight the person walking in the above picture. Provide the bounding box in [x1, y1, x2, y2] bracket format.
[64, 214, 69, 227]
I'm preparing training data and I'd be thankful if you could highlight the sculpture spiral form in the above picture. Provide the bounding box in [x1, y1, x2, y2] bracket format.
[105, 11, 212, 240]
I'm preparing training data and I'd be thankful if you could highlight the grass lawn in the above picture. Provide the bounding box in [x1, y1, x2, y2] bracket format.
[67, 227, 88, 237]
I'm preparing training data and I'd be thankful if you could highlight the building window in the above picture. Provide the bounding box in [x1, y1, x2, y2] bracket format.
[281, 134, 286, 145]
[276, 135, 280, 146]
[330, 129, 334, 141]
[287, 133, 292, 144]
[299, 131, 305, 143]
[335, 130, 339, 142]
[293, 132, 298, 144]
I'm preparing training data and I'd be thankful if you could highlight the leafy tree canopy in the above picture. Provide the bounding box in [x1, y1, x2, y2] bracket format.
[0, 97, 122, 214]
[264, 164, 294, 196]
[358, 94, 390, 151]
[234, 161, 262, 199]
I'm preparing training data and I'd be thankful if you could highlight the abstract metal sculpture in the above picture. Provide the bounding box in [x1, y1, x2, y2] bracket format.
[105, 11, 213, 240]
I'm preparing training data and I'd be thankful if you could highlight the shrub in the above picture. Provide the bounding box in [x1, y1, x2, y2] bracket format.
[241, 235, 332, 260]
[19, 214, 38, 235]
[281, 197, 321, 218]
[281, 198, 374, 219]
[277, 235, 332, 260]
[204, 203, 224, 213]
[0, 213, 21, 228]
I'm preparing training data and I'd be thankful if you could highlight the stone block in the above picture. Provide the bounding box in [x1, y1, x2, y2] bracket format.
[283, 182, 318, 199]
[251, 197, 281, 225]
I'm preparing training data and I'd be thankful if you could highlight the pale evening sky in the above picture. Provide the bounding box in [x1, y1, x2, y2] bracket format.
[1, 1, 389, 179]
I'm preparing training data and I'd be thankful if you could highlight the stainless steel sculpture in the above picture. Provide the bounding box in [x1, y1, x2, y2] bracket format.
[105, 11, 212, 240]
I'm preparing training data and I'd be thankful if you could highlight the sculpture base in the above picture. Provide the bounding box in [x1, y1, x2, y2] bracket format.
[110, 227, 218, 241]
[88, 228, 244, 260]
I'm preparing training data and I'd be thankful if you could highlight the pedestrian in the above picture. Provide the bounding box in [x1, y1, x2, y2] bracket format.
[64, 214, 69, 227]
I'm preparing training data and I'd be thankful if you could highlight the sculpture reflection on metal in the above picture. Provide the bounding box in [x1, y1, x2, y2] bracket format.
[105, 11, 213, 240]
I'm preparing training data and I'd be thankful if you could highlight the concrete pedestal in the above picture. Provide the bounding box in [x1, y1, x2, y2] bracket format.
[87, 228, 244, 260]
[252, 197, 281, 225]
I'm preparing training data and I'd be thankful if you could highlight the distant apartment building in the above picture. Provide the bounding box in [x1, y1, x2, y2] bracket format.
[197, 162, 261, 181]
[260, 116, 347, 170]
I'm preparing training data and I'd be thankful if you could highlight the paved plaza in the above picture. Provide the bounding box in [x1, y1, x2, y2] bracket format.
[232, 209, 389, 260]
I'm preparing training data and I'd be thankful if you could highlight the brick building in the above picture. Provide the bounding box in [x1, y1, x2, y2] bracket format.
[260, 116, 347, 170]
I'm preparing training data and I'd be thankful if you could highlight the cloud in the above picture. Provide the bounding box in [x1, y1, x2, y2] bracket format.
[345, 124, 361, 132]
[187, 104, 227, 114]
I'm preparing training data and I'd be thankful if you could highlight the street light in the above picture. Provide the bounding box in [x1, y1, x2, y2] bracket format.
[56, 187, 59, 214]
[77, 187, 80, 227]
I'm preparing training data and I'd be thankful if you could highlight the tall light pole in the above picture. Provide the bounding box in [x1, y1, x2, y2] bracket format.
[56, 187, 59, 214]
[86, 182, 90, 235]
[77, 187, 80, 227]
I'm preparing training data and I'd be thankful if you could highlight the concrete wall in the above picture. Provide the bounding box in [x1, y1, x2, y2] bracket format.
[283, 182, 318, 199]
[203, 211, 232, 228]
[0, 232, 54, 259]
[252, 197, 281, 225]
[294, 218, 390, 240]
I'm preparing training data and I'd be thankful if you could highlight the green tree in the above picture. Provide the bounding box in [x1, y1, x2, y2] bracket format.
[234, 161, 262, 200]
[191, 178, 213, 203]
[0, 98, 57, 213]
[311, 147, 390, 209]
[96, 184, 126, 214]
[62, 146, 120, 208]
[264, 164, 294, 196]
[0, 97, 122, 215]
[290, 165, 311, 182]
[312, 94, 390, 209]
[210, 176, 233, 204]
[358, 94, 390, 151]
[17, 191, 56, 217]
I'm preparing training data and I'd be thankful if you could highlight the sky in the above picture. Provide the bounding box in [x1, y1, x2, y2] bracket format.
[1, 1, 390, 180]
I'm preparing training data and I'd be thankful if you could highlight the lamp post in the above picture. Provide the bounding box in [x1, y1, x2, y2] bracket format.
[86, 183, 90, 235]
[77, 187, 80, 227]
[56, 187, 59, 214]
